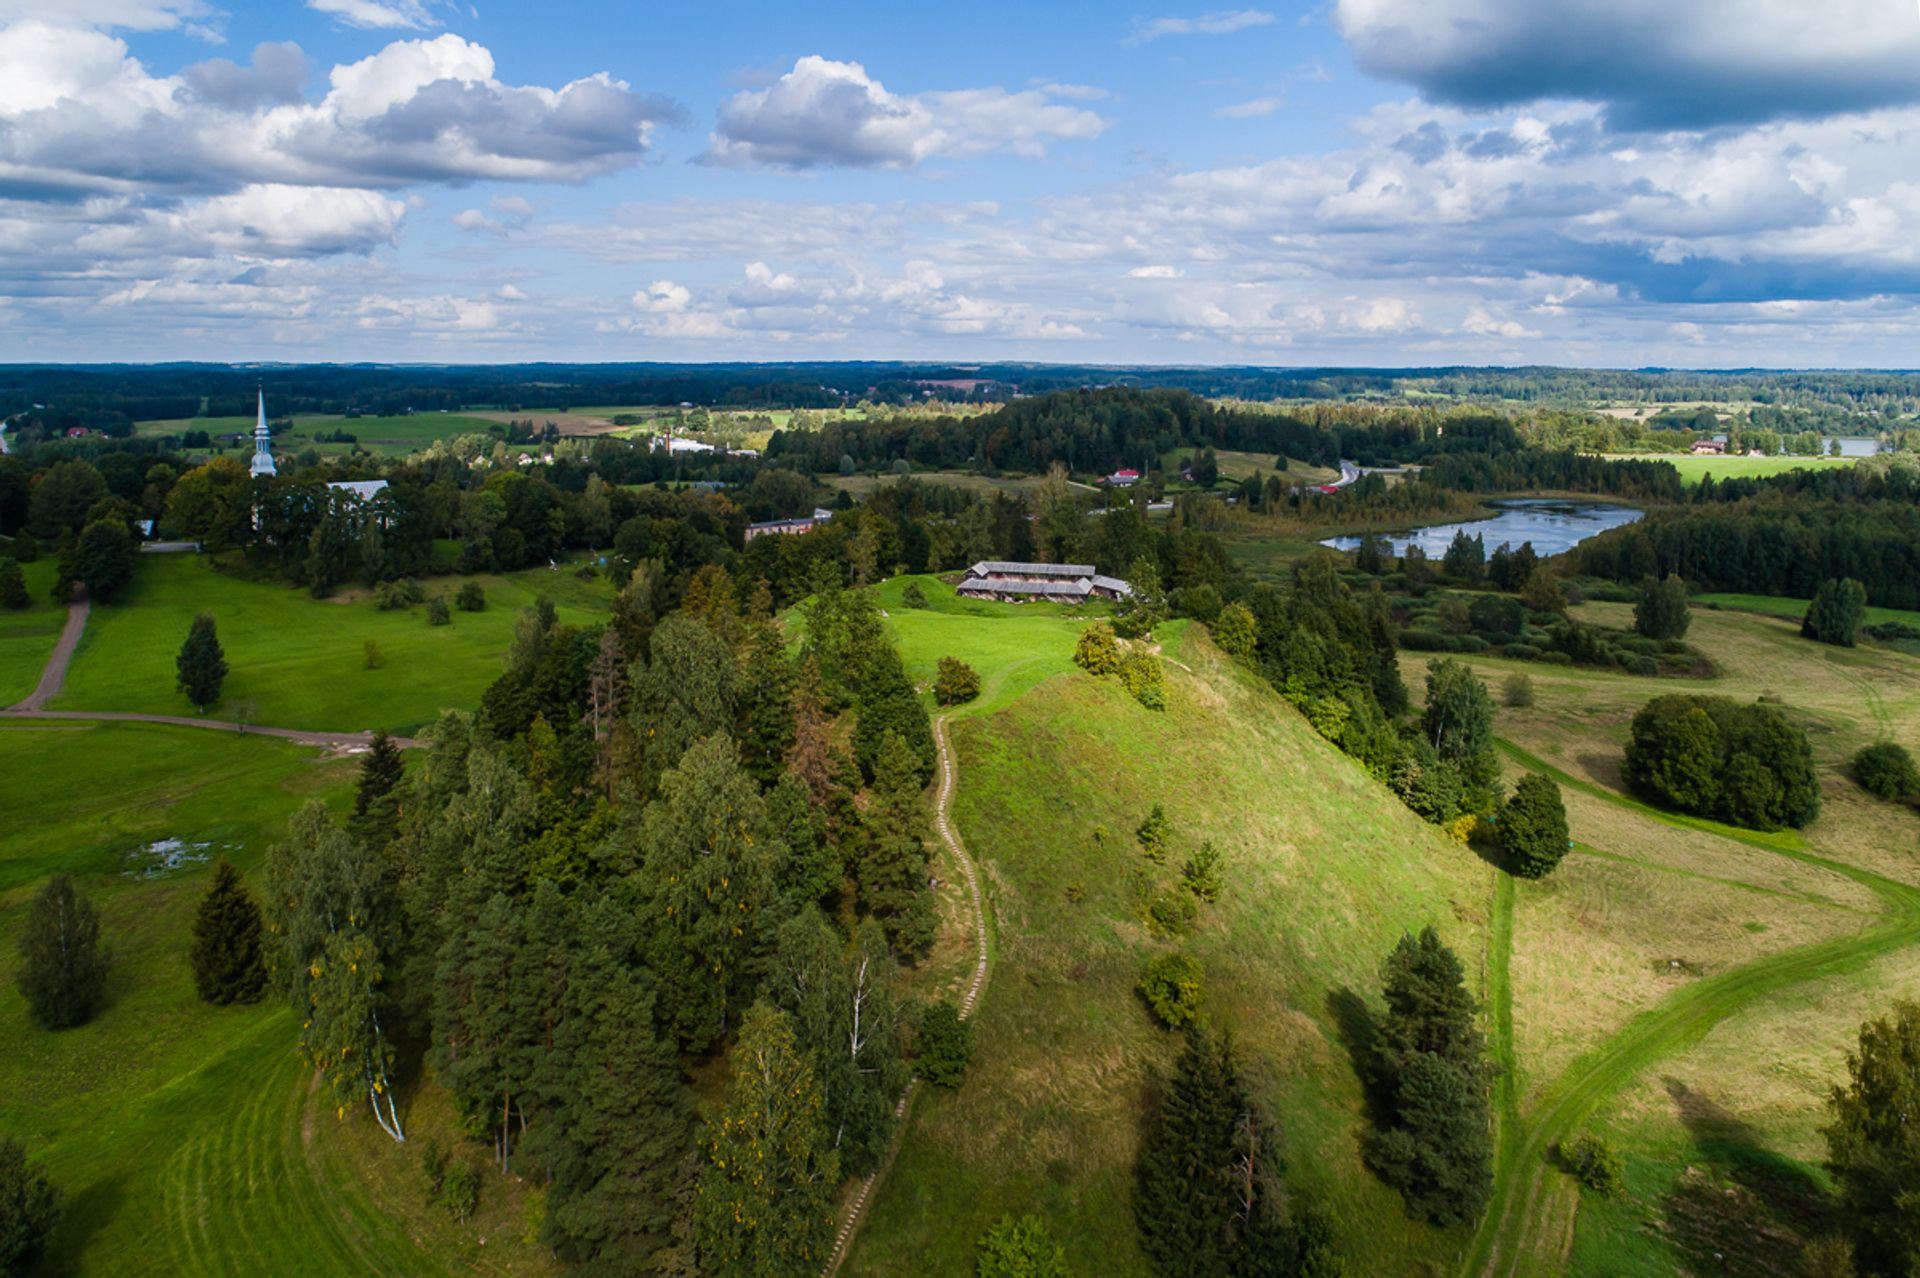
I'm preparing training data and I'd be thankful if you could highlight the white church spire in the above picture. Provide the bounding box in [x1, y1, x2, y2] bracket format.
[250, 385, 277, 478]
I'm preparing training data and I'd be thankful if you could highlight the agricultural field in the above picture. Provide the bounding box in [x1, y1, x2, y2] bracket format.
[851, 586, 1491, 1276]
[1399, 598, 1920, 1275]
[52, 554, 615, 733]
[0, 719, 557, 1277]
[827, 470, 1093, 500]
[1159, 447, 1341, 487]
[1614, 452, 1859, 486]
[0, 557, 67, 706]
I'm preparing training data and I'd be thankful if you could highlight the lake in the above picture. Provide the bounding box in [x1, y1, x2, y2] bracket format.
[1319, 499, 1644, 559]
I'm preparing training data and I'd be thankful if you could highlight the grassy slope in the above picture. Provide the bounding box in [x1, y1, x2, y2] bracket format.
[54, 555, 614, 733]
[850, 601, 1491, 1276]
[0, 558, 65, 705]
[1695, 592, 1920, 630]
[0, 719, 558, 1276]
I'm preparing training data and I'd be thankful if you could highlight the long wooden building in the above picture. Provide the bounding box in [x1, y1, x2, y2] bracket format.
[955, 560, 1133, 603]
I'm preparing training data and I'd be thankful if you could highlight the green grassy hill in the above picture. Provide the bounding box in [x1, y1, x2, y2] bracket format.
[0, 558, 66, 706]
[850, 600, 1492, 1275]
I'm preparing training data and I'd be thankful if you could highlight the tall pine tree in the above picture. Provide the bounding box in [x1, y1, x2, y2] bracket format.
[859, 730, 937, 961]
[350, 729, 405, 849]
[189, 858, 266, 1004]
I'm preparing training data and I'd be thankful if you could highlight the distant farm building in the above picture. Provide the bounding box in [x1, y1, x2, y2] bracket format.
[1690, 439, 1727, 455]
[327, 479, 390, 502]
[955, 561, 1132, 603]
[744, 507, 835, 541]
[1106, 468, 1141, 488]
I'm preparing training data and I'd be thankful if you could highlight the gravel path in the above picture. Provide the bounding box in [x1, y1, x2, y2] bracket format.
[9, 585, 88, 711]
[823, 714, 991, 1276]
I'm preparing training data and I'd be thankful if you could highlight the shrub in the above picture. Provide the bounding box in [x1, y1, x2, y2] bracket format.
[455, 581, 486, 611]
[1500, 774, 1570, 879]
[1562, 1134, 1625, 1197]
[975, 1214, 1068, 1278]
[1073, 621, 1121, 676]
[363, 638, 384, 670]
[934, 656, 981, 706]
[426, 596, 451, 626]
[419, 1138, 447, 1202]
[373, 577, 424, 611]
[0, 1138, 61, 1275]
[1118, 650, 1165, 710]
[1146, 888, 1197, 937]
[9, 534, 40, 564]
[1502, 672, 1534, 707]
[1625, 655, 1659, 678]
[1137, 953, 1205, 1029]
[440, 1161, 479, 1221]
[901, 580, 930, 609]
[1852, 742, 1919, 800]
[916, 1001, 972, 1087]
[1175, 583, 1221, 623]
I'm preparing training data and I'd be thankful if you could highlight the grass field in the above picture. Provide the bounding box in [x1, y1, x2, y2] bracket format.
[1695, 592, 1920, 631]
[0, 719, 557, 1276]
[137, 413, 519, 458]
[1160, 447, 1340, 488]
[0, 558, 66, 705]
[850, 605, 1491, 1276]
[827, 471, 1090, 500]
[1399, 598, 1920, 1275]
[54, 555, 615, 733]
[1616, 453, 1859, 487]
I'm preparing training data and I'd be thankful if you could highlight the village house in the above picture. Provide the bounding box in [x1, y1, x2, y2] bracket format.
[744, 507, 835, 541]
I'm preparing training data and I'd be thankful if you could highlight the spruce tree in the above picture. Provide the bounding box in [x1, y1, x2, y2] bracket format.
[351, 729, 405, 848]
[0, 1138, 61, 1277]
[16, 874, 109, 1030]
[853, 645, 935, 784]
[189, 858, 266, 1004]
[174, 612, 228, 711]
[1499, 774, 1570, 879]
[694, 1001, 839, 1277]
[859, 730, 937, 960]
[737, 621, 796, 786]
[1365, 928, 1492, 1226]
[1135, 1030, 1242, 1273]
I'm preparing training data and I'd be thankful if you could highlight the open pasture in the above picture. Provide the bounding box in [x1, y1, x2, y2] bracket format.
[0, 557, 67, 706]
[54, 554, 615, 733]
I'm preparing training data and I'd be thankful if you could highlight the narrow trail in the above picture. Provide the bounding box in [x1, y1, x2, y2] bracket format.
[823, 713, 991, 1277]
[2, 588, 418, 749]
[1464, 741, 1920, 1277]
[10, 584, 88, 710]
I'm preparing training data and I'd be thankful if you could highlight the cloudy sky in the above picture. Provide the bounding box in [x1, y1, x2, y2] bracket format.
[7, 0, 1920, 365]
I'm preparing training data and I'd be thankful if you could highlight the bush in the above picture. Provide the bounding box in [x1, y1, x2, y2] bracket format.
[363, 639, 384, 670]
[1562, 1134, 1625, 1197]
[1146, 888, 1197, 937]
[975, 1214, 1068, 1278]
[1852, 742, 1920, 800]
[916, 1000, 972, 1087]
[440, 1161, 479, 1221]
[1137, 953, 1205, 1029]
[0, 557, 25, 609]
[455, 581, 486, 611]
[1502, 672, 1534, 707]
[1210, 602, 1256, 661]
[1136, 804, 1170, 862]
[0, 1138, 62, 1275]
[934, 656, 981, 706]
[1634, 574, 1691, 640]
[1073, 621, 1121, 676]
[1624, 694, 1820, 830]
[9, 534, 39, 564]
[1175, 583, 1221, 623]
[426, 596, 451, 626]
[419, 1138, 447, 1202]
[373, 577, 424, 611]
[901, 580, 930, 609]
[1118, 650, 1165, 710]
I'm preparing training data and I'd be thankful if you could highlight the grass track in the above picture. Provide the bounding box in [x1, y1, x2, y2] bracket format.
[1464, 742, 1920, 1277]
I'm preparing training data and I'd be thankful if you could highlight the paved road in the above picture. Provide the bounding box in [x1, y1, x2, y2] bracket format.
[9, 584, 88, 711]
[3, 587, 418, 749]
[141, 541, 200, 554]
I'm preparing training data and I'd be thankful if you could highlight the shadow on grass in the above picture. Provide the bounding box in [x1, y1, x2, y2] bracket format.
[45, 1170, 128, 1277]
[1657, 1077, 1832, 1277]
[1325, 986, 1392, 1131]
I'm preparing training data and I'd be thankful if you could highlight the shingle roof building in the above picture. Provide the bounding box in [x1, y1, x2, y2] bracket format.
[956, 561, 1132, 602]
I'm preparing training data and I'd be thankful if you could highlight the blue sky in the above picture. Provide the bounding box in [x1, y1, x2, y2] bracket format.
[5, 0, 1920, 366]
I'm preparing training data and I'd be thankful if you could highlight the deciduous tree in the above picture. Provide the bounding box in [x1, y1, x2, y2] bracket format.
[0, 1138, 61, 1277]
[1499, 774, 1569, 879]
[1823, 1000, 1920, 1276]
[1804, 577, 1868, 647]
[16, 875, 109, 1030]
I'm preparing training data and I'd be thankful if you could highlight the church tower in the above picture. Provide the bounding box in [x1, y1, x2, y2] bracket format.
[250, 387, 277, 478]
